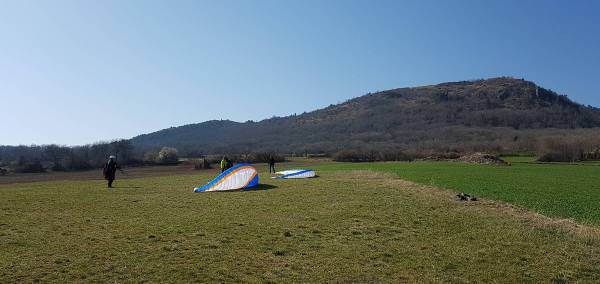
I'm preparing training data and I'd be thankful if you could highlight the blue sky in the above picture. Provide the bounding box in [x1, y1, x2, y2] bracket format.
[1, 0, 599, 145]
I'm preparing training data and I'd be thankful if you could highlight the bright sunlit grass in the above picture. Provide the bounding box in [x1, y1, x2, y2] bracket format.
[1, 163, 599, 282]
[315, 159, 600, 225]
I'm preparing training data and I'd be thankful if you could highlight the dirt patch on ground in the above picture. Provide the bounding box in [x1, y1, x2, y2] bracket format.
[456, 152, 509, 165]
[335, 170, 600, 239]
[419, 152, 509, 165]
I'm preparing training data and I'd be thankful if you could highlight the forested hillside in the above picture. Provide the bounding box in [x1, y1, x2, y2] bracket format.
[130, 77, 600, 155]
[3, 77, 599, 171]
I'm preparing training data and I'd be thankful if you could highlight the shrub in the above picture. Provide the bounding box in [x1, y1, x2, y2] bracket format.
[156, 147, 179, 165]
[143, 151, 158, 164]
[51, 163, 67, 171]
[204, 153, 285, 164]
[239, 153, 285, 163]
[333, 150, 375, 162]
[184, 158, 211, 170]
[586, 148, 600, 160]
[332, 149, 414, 162]
[536, 137, 586, 162]
[205, 156, 223, 165]
[62, 155, 93, 171]
[13, 160, 46, 173]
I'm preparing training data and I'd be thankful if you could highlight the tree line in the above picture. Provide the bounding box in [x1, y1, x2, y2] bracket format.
[129, 78, 600, 160]
[0, 139, 289, 174]
[1, 130, 599, 174]
[0, 140, 186, 173]
[3, 78, 600, 171]
[0, 140, 137, 173]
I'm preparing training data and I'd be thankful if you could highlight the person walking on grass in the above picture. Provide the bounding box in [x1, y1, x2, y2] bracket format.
[269, 156, 276, 173]
[103, 155, 121, 188]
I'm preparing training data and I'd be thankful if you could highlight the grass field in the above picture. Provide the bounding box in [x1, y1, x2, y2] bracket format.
[315, 158, 600, 226]
[1, 162, 599, 282]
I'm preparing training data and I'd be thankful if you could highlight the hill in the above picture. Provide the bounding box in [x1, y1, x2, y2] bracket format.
[131, 77, 600, 156]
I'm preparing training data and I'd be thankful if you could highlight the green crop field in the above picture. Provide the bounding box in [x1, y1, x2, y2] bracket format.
[315, 158, 600, 226]
[1, 162, 599, 282]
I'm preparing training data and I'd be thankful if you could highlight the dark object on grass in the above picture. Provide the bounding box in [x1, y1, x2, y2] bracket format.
[0, 167, 7, 176]
[457, 192, 478, 201]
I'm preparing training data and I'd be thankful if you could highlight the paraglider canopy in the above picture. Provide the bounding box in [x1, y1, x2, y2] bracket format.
[194, 163, 259, 192]
[273, 169, 316, 179]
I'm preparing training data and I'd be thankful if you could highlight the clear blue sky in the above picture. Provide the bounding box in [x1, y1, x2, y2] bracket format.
[1, 0, 599, 146]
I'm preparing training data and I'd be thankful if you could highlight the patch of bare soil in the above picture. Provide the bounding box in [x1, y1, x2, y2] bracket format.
[457, 152, 509, 165]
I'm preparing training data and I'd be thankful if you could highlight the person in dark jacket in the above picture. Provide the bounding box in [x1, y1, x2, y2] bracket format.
[103, 155, 121, 188]
[225, 157, 233, 170]
[269, 156, 276, 173]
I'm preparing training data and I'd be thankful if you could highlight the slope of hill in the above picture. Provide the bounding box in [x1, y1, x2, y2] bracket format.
[131, 77, 600, 155]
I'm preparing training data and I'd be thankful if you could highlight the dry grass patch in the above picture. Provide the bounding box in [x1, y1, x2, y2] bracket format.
[336, 170, 600, 239]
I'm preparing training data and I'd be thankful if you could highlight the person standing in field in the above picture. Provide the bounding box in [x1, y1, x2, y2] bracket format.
[225, 157, 233, 170]
[269, 156, 276, 173]
[103, 155, 121, 188]
[220, 156, 227, 173]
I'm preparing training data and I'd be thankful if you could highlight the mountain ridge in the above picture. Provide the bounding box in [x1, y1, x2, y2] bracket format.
[131, 77, 600, 155]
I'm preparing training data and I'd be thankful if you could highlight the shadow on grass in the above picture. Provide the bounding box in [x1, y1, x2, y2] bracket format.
[193, 184, 277, 193]
[245, 184, 278, 191]
[111, 186, 143, 189]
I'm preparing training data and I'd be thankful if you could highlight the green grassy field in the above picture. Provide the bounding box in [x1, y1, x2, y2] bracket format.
[1, 162, 600, 282]
[314, 158, 600, 226]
